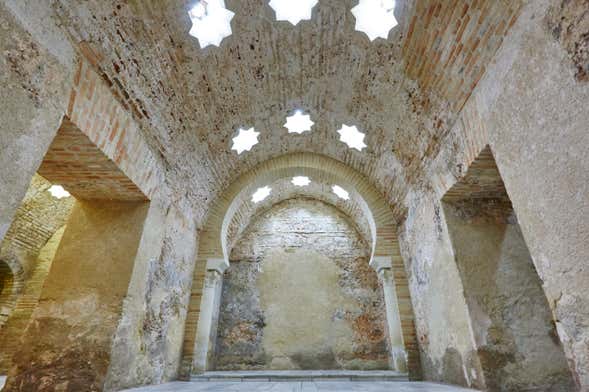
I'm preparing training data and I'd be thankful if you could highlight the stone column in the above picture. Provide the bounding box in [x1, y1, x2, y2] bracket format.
[371, 256, 407, 373]
[192, 258, 228, 374]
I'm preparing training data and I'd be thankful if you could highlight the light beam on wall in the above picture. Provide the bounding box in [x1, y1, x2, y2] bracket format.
[332, 185, 350, 200]
[336, 124, 367, 151]
[285, 110, 314, 134]
[269, 0, 319, 25]
[292, 176, 311, 187]
[351, 0, 398, 41]
[252, 186, 272, 203]
[188, 0, 235, 48]
[48, 185, 71, 199]
[232, 127, 260, 154]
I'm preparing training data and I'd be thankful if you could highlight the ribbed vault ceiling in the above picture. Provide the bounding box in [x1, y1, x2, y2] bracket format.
[50, 0, 521, 225]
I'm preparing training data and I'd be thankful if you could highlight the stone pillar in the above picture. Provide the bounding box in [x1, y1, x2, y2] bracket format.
[371, 256, 407, 373]
[192, 258, 228, 374]
[2, 200, 149, 391]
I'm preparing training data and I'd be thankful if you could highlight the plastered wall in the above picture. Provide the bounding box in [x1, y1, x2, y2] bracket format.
[215, 200, 391, 371]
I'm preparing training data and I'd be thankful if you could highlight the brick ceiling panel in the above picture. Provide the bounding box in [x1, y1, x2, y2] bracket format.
[38, 118, 148, 201]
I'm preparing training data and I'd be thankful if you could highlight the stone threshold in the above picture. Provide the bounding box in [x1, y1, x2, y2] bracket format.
[191, 370, 409, 382]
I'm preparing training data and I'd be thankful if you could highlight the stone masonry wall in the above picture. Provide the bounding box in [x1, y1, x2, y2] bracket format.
[215, 199, 390, 371]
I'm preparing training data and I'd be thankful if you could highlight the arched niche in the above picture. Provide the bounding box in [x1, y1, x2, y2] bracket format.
[181, 153, 419, 378]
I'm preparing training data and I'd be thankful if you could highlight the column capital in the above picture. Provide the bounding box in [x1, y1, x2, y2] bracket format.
[369, 255, 392, 273]
[206, 258, 229, 274]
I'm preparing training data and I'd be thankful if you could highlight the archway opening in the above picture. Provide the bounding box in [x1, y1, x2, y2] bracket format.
[442, 146, 574, 391]
[182, 153, 419, 379]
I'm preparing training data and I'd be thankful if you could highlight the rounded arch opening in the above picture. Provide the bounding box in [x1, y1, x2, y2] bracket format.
[182, 153, 418, 378]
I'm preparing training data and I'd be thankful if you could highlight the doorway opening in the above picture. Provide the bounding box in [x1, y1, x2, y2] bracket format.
[442, 146, 574, 391]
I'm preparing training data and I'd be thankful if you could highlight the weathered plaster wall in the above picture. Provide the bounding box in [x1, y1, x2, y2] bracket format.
[104, 199, 198, 391]
[215, 199, 390, 371]
[399, 191, 485, 389]
[444, 202, 574, 391]
[3, 200, 149, 391]
[0, 2, 73, 244]
[423, 0, 589, 388]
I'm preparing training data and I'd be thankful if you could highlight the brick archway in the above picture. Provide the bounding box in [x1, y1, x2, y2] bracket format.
[181, 152, 419, 378]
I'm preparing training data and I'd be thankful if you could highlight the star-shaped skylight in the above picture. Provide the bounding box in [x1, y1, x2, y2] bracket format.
[285, 111, 314, 134]
[48, 185, 71, 199]
[188, 0, 235, 48]
[252, 186, 272, 203]
[336, 124, 367, 151]
[269, 0, 319, 25]
[292, 176, 311, 187]
[232, 127, 260, 154]
[332, 185, 350, 200]
[351, 0, 398, 41]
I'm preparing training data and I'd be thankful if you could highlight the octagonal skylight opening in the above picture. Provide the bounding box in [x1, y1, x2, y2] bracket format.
[285, 110, 314, 134]
[332, 185, 350, 200]
[269, 0, 319, 25]
[188, 0, 235, 48]
[336, 124, 367, 151]
[351, 0, 398, 41]
[232, 127, 260, 154]
[292, 176, 311, 187]
[48, 185, 71, 199]
[252, 186, 272, 203]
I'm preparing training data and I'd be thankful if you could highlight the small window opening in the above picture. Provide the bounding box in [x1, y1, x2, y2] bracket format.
[332, 185, 350, 200]
[336, 124, 367, 151]
[188, 0, 235, 48]
[232, 127, 260, 155]
[269, 0, 319, 25]
[351, 0, 398, 41]
[252, 186, 272, 203]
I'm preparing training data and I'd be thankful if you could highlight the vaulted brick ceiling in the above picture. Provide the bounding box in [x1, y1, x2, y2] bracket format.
[52, 0, 521, 224]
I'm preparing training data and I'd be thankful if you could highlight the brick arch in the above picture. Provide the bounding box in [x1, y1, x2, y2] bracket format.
[204, 152, 397, 266]
[182, 153, 418, 377]
[224, 179, 374, 255]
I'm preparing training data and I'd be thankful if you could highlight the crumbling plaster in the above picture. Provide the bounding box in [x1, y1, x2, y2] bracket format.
[105, 198, 198, 391]
[444, 203, 574, 391]
[216, 199, 390, 371]
[0, 1, 73, 244]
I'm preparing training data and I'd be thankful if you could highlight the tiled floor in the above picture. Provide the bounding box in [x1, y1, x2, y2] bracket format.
[122, 381, 479, 391]
[192, 370, 408, 382]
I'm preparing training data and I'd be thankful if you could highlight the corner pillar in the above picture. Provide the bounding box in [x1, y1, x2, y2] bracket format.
[192, 258, 228, 374]
[371, 256, 407, 373]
